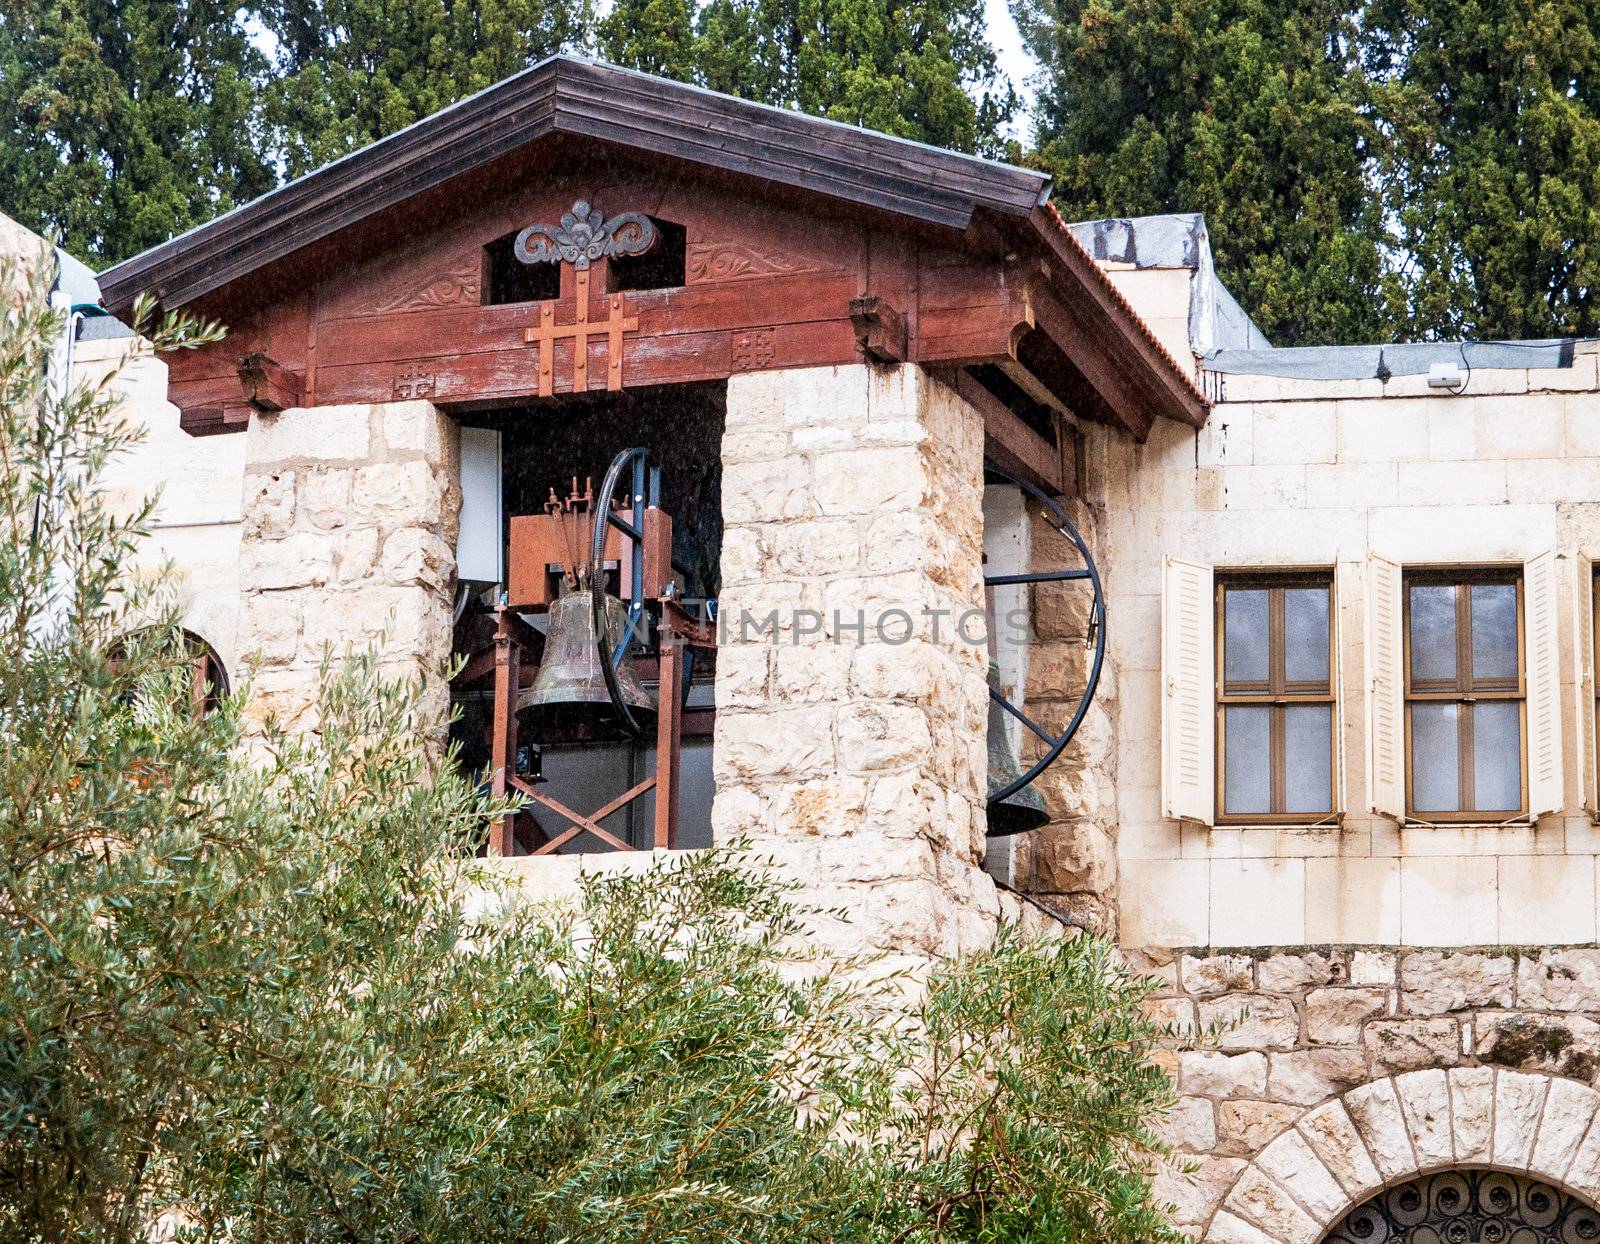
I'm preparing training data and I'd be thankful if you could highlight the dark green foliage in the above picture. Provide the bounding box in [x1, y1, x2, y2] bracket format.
[1016, 0, 1395, 345]
[261, 0, 593, 178]
[1364, 0, 1600, 339]
[1017, 0, 1600, 344]
[600, 0, 1018, 155]
[0, 0, 276, 267]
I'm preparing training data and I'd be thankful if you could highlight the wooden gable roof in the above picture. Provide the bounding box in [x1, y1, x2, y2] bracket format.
[98, 56, 1208, 456]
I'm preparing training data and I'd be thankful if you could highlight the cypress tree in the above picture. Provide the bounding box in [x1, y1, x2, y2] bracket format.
[1015, 0, 1395, 345]
[601, 0, 1018, 155]
[0, 0, 275, 267]
[1366, 0, 1600, 339]
[260, 0, 592, 177]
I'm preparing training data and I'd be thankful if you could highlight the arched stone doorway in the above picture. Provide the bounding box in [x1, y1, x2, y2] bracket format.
[1201, 1069, 1600, 1243]
[1323, 1169, 1600, 1242]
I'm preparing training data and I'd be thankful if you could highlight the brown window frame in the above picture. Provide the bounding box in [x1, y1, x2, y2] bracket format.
[1402, 567, 1527, 822]
[1214, 570, 1338, 825]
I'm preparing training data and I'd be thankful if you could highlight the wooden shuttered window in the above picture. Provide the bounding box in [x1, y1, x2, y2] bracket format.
[1366, 555, 1406, 819]
[1162, 556, 1215, 823]
[1582, 557, 1598, 816]
[1525, 550, 1564, 819]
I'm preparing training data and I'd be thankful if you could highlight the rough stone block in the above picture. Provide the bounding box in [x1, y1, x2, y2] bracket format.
[720, 456, 814, 524]
[239, 531, 333, 591]
[1517, 950, 1600, 1012]
[1399, 950, 1514, 1013]
[380, 528, 453, 591]
[1207, 1209, 1281, 1244]
[1217, 1099, 1301, 1156]
[812, 446, 927, 516]
[378, 399, 448, 457]
[1530, 1074, 1600, 1178]
[1348, 950, 1398, 987]
[834, 702, 932, 773]
[770, 644, 853, 705]
[297, 466, 352, 530]
[247, 404, 371, 465]
[1297, 1099, 1382, 1196]
[1267, 1049, 1369, 1107]
[1394, 1068, 1453, 1165]
[1254, 1128, 1348, 1224]
[1344, 1077, 1415, 1181]
[1223, 1167, 1321, 1243]
[1257, 952, 1341, 993]
[1199, 993, 1300, 1052]
[1305, 987, 1389, 1045]
[1476, 1012, 1600, 1080]
[1182, 953, 1255, 997]
[351, 458, 445, 529]
[1448, 1066, 1496, 1163]
[242, 469, 295, 538]
[1030, 823, 1116, 895]
[713, 706, 835, 780]
[1180, 1050, 1270, 1099]
[1493, 1069, 1551, 1168]
[1363, 1017, 1460, 1074]
[1155, 1155, 1246, 1227]
[1163, 1095, 1217, 1152]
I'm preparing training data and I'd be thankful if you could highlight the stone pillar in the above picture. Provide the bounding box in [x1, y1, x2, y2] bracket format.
[234, 401, 460, 735]
[712, 364, 999, 964]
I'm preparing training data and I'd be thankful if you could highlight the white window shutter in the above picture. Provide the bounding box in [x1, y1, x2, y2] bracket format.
[1579, 555, 1597, 814]
[1525, 548, 1565, 819]
[1161, 556, 1215, 823]
[1365, 554, 1405, 819]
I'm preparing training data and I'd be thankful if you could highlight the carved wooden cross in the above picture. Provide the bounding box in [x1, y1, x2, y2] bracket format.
[515, 200, 655, 397]
[523, 267, 639, 397]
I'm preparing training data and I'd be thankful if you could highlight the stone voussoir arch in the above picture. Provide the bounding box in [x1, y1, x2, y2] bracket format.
[1201, 1067, 1600, 1244]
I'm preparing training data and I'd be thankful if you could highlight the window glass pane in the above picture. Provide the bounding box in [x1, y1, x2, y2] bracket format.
[1473, 700, 1522, 811]
[1284, 704, 1333, 814]
[1411, 702, 1461, 812]
[1470, 583, 1518, 682]
[1284, 587, 1331, 684]
[1224, 589, 1270, 684]
[1409, 585, 1457, 682]
[1223, 706, 1271, 814]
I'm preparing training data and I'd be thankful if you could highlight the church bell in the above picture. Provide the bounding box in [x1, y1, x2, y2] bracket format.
[517, 586, 657, 739]
[984, 660, 1050, 837]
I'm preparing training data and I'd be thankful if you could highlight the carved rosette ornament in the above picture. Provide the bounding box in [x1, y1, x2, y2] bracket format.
[514, 200, 657, 270]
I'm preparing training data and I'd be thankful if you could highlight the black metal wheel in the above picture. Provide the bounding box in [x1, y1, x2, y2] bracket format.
[982, 460, 1106, 810]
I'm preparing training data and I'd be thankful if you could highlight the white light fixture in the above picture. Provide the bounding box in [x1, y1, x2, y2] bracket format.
[1427, 361, 1465, 389]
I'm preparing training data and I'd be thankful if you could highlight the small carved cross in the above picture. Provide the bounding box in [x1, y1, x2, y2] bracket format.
[515, 199, 655, 396]
[523, 267, 639, 396]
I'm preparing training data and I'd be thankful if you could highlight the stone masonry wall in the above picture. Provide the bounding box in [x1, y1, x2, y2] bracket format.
[235, 401, 460, 736]
[710, 363, 1004, 967]
[1139, 943, 1600, 1239]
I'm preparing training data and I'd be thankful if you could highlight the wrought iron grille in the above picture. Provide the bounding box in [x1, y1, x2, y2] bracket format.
[1324, 1169, 1600, 1243]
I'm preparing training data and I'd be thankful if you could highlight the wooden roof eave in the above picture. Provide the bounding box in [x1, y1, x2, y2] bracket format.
[1016, 205, 1211, 437]
[96, 56, 1050, 315]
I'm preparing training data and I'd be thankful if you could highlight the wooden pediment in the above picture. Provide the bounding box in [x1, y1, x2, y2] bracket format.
[99, 58, 1207, 457]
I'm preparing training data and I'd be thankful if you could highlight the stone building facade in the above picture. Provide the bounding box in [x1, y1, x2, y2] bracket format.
[20, 59, 1600, 1241]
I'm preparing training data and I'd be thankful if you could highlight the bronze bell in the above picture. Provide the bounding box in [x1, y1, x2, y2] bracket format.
[985, 660, 1050, 837]
[518, 586, 656, 740]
